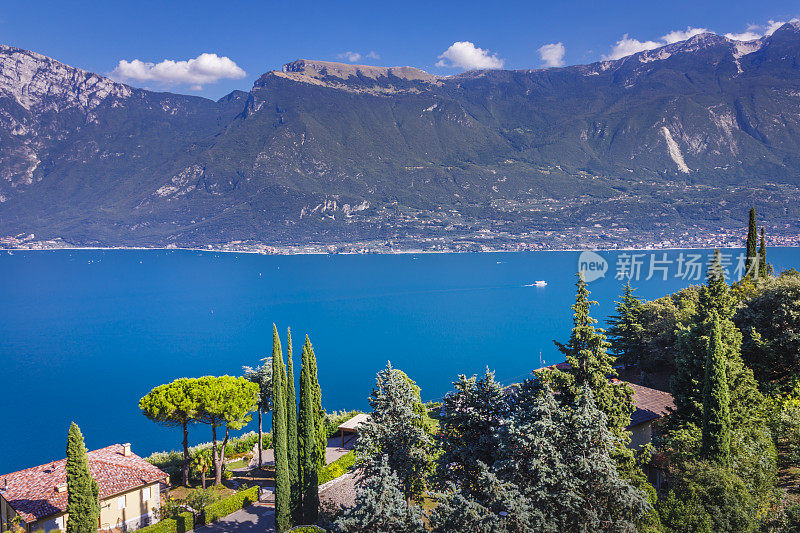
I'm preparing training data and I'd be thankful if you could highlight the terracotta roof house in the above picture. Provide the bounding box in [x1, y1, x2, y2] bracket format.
[0, 444, 168, 533]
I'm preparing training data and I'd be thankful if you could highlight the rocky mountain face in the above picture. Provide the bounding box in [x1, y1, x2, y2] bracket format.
[2, 25, 800, 250]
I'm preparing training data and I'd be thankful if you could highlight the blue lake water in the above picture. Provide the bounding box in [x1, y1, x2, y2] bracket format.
[2, 247, 799, 473]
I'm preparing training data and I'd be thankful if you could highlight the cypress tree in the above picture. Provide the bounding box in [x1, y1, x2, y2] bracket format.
[673, 251, 763, 430]
[299, 341, 319, 524]
[65, 423, 100, 533]
[304, 336, 326, 469]
[758, 227, 770, 278]
[702, 315, 731, 463]
[606, 281, 646, 369]
[746, 207, 758, 277]
[285, 329, 301, 523]
[271, 325, 291, 533]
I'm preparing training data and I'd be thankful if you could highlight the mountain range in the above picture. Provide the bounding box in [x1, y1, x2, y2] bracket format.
[3, 24, 800, 251]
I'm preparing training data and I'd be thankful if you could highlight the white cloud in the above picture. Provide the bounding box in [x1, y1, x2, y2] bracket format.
[336, 50, 380, 63]
[661, 26, 711, 44]
[725, 30, 761, 41]
[338, 51, 362, 62]
[602, 35, 661, 60]
[110, 53, 245, 88]
[603, 26, 712, 60]
[436, 41, 505, 70]
[765, 18, 799, 35]
[538, 42, 566, 67]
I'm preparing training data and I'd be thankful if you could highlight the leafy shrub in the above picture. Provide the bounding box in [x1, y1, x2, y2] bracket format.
[200, 486, 259, 525]
[287, 527, 326, 532]
[185, 487, 218, 511]
[318, 451, 356, 485]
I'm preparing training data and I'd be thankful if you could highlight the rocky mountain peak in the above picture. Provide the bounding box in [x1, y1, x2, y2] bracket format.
[0, 45, 132, 112]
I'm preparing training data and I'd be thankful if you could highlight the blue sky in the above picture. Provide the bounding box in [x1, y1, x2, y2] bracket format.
[1, 0, 798, 99]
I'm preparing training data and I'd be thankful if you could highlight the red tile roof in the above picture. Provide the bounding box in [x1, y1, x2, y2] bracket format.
[0, 444, 167, 523]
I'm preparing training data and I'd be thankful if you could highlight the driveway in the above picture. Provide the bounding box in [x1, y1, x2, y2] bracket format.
[192, 502, 275, 533]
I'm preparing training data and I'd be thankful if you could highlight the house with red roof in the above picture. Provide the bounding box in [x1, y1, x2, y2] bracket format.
[0, 444, 168, 533]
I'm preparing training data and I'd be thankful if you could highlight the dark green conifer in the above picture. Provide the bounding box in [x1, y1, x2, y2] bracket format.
[702, 315, 731, 463]
[285, 329, 301, 523]
[303, 336, 326, 469]
[550, 273, 634, 438]
[299, 341, 319, 524]
[65, 423, 100, 533]
[746, 207, 758, 277]
[271, 325, 291, 532]
[758, 227, 771, 278]
[673, 251, 762, 430]
[607, 281, 646, 369]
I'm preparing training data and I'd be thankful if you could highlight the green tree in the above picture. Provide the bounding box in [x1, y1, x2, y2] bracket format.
[672, 251, 763, 430]
[436, 369, 509, 496]
[65, 423, 100, 533]
[356, 362, 432, 500]
[285, 329, 301, 523]
[299, 339, 320, 524]
[657, 461, 760, 533]
[431, 385, 650, 532]
[195, 375, 259, 485]
[191, 450, 211, 489]
[243, 356, 273, 470]
[701, 315, 731, 463]
[746, 207, 758, 277]
[272, 325, 291, 532]
[546, 273, 635, 476]
[737, 272, 800, 391]
[139, 378, 199, 486]
[606, 281, 646, 369]
[758, 227, 771, 278]
[334, 455, 427, 533]
[300, 335, 326, 469]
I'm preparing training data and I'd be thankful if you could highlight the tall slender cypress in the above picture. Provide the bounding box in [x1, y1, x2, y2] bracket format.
[285, 329, 301, 523]
[758, 227, 770, 278]
[304, 335, 326, 469]
[746, 207, 758, 277]
[65, 423, 100, 533]
[299, 341, 320, 523]
[271, 326, 291, 533]
[702, 315, 731, 463]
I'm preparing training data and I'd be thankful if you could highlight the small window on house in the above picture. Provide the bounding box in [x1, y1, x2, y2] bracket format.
[142, 487, 151, 502]
[117, 495, 126, 510]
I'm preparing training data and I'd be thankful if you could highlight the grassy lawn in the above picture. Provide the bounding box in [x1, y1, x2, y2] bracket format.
[168, 484, 235, 501]
[226, 458, 248, 469]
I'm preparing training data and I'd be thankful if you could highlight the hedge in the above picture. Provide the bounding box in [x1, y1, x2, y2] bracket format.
[133, 510, 195, 533]
[318, 451, 357, 485]
[288, 527, 326, 532]
[133, 518, 178, 533]
[200, 485, 259, 526]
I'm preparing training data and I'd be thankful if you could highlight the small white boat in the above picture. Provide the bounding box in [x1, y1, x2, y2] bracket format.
[524, 280, 547, 287]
